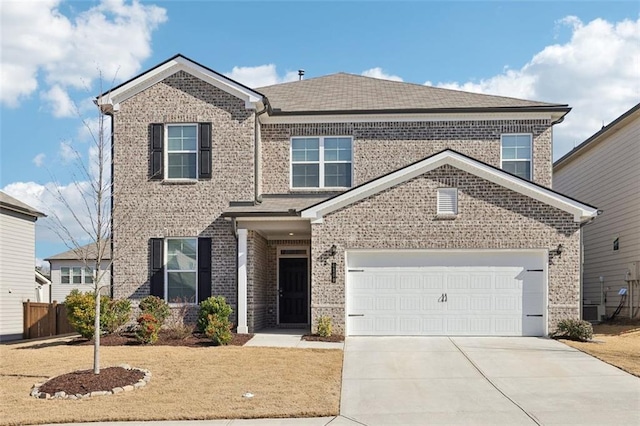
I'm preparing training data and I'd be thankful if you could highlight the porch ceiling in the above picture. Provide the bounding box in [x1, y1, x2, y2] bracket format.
[236, 217, 311, 240]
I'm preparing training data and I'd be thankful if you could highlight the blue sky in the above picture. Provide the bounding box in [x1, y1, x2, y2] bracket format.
[1, 0, 638, 261]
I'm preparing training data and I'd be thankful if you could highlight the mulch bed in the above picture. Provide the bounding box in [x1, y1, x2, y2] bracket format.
[68, 331, 254, 347]
[38, 367, 144, 395]
[302, 334, 344, 343]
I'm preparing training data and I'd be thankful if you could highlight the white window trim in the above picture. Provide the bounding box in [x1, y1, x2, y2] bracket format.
[290, 136, 354, 190]
[165, 123, 198, 181]
[61, 266, 94, 285]
[437, 188, 458, 215]
[500, 133, 533, 180]
[164, 237, 198, 305]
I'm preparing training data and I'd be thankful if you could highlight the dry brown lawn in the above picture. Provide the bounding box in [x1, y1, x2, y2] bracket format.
[562, 322, 640, 377]
[0, 337, 343, 426]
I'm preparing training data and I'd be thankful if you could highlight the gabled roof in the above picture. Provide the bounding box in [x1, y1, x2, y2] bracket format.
[96, 54, 264, 113]
[258, 73, 570, 117]
[554, 102, 640, 170]
[35, 270, 51, 285]
[223, 193, 338, 217]
[45, 240, 111, 262]
[301, 150, 598, 223]
[0, 191, 45, 218]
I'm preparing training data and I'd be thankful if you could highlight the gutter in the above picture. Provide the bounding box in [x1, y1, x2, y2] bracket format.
[254, 97, 270, 204]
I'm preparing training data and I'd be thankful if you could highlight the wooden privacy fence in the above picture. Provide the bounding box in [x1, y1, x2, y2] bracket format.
[23, 300, 75, 339]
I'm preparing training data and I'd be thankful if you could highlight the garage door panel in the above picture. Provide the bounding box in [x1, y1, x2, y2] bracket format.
[347, 251, 546, 336]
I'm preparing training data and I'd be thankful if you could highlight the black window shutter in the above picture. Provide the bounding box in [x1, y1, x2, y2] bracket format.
[198, 123, 212, 179]
[150, 123, 164, 180]
[198, 237, 212, 302]
[149, 238, 164, 298]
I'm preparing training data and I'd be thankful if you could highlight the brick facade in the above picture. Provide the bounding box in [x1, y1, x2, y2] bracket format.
[111, 71, 255, 322]
[310, 165, 581, 334]
[261, 120, 553, 194]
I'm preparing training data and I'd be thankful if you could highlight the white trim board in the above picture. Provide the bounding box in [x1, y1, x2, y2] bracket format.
[97, 55, 263, 112]
[301, 150, 598, 223]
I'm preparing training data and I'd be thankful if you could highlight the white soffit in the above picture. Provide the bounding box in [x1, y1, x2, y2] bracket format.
[97, 56, 263, 111]
[301, 150, 598, 223]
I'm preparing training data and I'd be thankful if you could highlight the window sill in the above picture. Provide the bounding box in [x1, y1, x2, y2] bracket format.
[290, 187, 351, 192]
[161, 180, 198, 185]
[434, 214, 458, 220]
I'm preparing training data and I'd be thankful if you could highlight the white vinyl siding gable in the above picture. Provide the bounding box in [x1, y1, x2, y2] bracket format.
[553, 110, 640, 315]
[50, 260, 111, 303]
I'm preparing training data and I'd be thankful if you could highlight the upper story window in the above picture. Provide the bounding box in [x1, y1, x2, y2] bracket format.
[291, 137, 352, 189]
[150, 123, 212, 181]
[166, 124, 197, 179]
[501, 134, 532, 180]
[61, 267, 93, 284]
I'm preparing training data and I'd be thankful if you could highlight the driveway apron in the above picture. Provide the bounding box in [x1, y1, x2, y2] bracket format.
[340, 337, 640, 425]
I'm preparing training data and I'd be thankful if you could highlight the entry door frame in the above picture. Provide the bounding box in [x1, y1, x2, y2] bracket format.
[276, 245, 310, 326]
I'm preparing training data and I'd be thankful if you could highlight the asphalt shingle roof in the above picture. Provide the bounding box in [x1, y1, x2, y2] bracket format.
[0, 191, 45, 217]
[45, 240, 111, 261]
[223, 194, 338, 216]
[258, 73, 567, 114]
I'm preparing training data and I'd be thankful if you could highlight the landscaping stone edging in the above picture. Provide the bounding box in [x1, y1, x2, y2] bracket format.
[30, 364, 151, 400]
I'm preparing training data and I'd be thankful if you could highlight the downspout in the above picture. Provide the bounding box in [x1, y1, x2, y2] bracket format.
[579, 212, 601, 320]
[254, 97, 270, 204]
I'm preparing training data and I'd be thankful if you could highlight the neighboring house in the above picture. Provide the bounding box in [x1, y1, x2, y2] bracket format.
[0, 191, 46, 341]
[35, 269, 51, 303]
[97, 54, 597, 337]
[554, 103, 640, 321]
[45, 240, 111, 303]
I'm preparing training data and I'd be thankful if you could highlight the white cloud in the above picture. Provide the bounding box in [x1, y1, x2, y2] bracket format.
[41, 85, 76, 118]
[58, 141, 77, 164]
[3, 180, 98, 246]
[431, 16, 640, 159]
[33, 153, 46, 167]
[361, 67, 404, 82]
[225, 64, 299, 88]
[1, 0, 167, 109]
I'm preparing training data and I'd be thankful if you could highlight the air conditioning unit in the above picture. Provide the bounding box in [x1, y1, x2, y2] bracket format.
[583, 304, 605, 322]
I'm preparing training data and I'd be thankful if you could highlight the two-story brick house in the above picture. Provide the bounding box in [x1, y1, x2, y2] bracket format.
[98, 54, 597, 336]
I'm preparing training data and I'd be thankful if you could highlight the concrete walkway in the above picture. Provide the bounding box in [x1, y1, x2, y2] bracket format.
[244, 328, 344, 349]
[341, 336, 640, 425]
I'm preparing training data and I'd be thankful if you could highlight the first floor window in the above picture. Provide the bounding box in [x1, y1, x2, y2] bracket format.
[291, 136, 352, 188]
[166, 238, 197, 303]
[166, 124, 197, 179]
[501, 134, 532, 180]
[61, 267, 94, 284]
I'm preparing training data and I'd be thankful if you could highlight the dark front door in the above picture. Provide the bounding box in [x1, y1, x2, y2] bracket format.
[279, 257, 308, 324]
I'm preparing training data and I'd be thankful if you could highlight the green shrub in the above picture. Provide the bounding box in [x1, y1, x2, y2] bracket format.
[553, 319, 593, 341]
[197, 296, 233, 333]
[102, 298, 132, 334]
[65, 290, 96, 339]
[204, 314, 232, 345]
[317, 315, 333, 337]
[139, 295, 171, 326]
[135, 313, 160, 344]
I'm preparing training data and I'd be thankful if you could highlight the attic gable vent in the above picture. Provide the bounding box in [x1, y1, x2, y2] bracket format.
[437, 188, 458, 215]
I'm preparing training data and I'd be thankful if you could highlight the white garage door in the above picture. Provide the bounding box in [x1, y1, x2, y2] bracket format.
[346, 251, 546, 336]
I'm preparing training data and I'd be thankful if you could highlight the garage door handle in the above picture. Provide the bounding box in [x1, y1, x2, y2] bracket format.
[348, 314, 365, 317]
[526, 314, 543, 317]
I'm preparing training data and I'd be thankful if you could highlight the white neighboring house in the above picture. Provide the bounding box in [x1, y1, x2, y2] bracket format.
[35, 269, 51, 303]
[0, 191, 46, 341]
[554, 103, 640, 320]
[45, 241, 111, 303]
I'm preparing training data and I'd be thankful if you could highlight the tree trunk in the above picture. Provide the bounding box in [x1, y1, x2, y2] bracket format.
[94, 289, 100, 374]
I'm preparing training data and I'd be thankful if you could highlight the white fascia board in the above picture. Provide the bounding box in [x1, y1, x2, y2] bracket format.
[301, 151, 598, 223]
[260, 112, 553, 125]
[97, 57, 262, 111]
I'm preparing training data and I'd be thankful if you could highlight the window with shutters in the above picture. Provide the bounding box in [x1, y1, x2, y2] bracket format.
[501, 134, 532, 180]
[150, 123, 211, 181]
[437, 188, 458, 215]
[165, 238, 198, 303]
[291, 137, 353, 188]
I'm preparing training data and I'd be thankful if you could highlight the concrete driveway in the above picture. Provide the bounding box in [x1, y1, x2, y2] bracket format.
[341, 337, 640, 425]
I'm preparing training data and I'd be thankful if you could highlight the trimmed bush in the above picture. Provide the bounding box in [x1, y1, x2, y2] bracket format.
[64, 290, 132, 338]
[197, 296, 233, 333]
[102, 298, 132, 334]
[553, 319, 593, 341]
[317, 315, 333, 337]
[139, 295, 171, 326]
[204, 314, 232, 345]
[135, 313, 160, 344]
